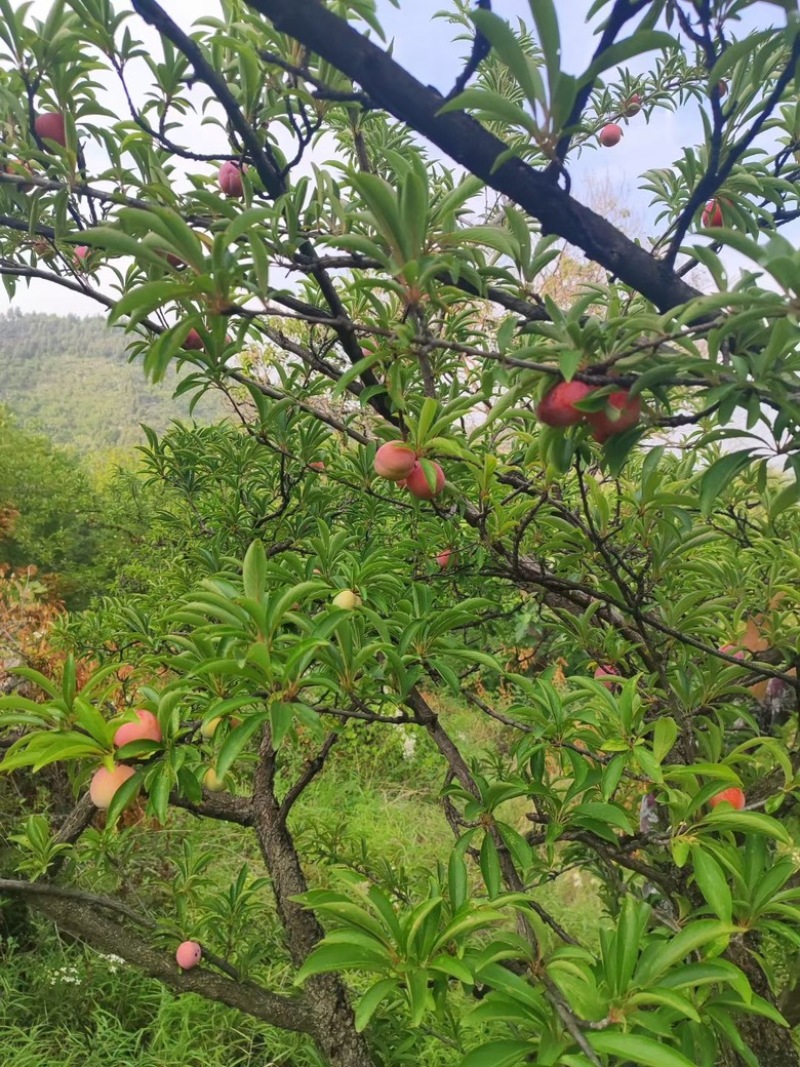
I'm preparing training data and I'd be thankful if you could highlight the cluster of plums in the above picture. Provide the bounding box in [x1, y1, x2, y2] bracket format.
[597, 92, 642, 149]
[89, 709, 228, 807]
[88, 710, 163, 810]
[373, 442, 446, 500]
[536, 380, 641, 442]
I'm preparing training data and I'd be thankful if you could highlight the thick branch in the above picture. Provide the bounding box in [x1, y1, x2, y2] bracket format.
[16, 888, 311, 1033]
[243, 0, 700, 313]
[168, 789, 254, 825]
[251, 728, 375, 1067]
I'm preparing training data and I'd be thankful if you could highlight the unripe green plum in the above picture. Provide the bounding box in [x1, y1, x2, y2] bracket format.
[201, 716, 221, 739]
[200, 715, 240, 739]
[332, 589, 361, 609]
[203, 767, 226, 792]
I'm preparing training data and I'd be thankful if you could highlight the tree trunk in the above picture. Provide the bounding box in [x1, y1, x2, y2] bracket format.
[252, 732, 376, 1067]
[726, 939, 798, 1066]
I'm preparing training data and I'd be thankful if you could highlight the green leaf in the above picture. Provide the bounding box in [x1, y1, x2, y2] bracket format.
[437, 88, 535, 131]
[635, 921, 736, 986]
[526, 0, 560, 91]
[242, 540, 267, 603]
[295, 942, 390, 983]
[472, 10, 544, 109]
[692, 846, 733, 924]
[480, 833, 502, 898]
[702, 810, 791, 843]
[699, 450, 756, 516]
[448, 850, 468, 911]
[406, 966, 430, 1026]
[653, 717, 678, 762]
[769, 477, 800, 522]
[579, 31, 678, 86]
[215, 714, 268, 780]
[461, 1040, 531, 1067]
[354, 978, 398, 1031]
[104, 769, 142, 827]
[588, 1031, 695, 1067]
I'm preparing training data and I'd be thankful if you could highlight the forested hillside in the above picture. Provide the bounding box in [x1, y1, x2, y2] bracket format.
[0, 310, 230, 452]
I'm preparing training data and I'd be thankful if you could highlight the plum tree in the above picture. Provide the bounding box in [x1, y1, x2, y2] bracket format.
[2, 3, 800, 1067]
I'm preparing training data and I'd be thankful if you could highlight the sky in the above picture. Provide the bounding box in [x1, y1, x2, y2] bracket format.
[0, 0, 789, 318]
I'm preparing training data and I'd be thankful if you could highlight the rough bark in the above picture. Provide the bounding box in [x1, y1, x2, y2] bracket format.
[726, 938, 798, 1066]
[252, 730, 376, 1067]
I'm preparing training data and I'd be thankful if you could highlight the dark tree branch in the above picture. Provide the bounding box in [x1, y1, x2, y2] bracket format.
[444, 0, 492, 102]
[250, 727, 374, 1067]
[279, 732, 338, 824]
[9, 887, 311, 1033]
[243, 0, 700, 313]
[168, 789, 254, 825]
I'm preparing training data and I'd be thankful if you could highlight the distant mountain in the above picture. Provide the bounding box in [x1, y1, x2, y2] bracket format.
[0, 310, 230, 453]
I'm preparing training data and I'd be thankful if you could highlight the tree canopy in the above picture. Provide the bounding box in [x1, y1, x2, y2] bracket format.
[2, 2, 800, 1066]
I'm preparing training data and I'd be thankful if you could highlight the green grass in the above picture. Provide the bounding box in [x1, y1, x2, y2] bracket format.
[0, 933, 320, 1066]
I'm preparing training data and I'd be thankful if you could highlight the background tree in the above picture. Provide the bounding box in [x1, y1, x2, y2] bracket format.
[2, 2, 800, 1066]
